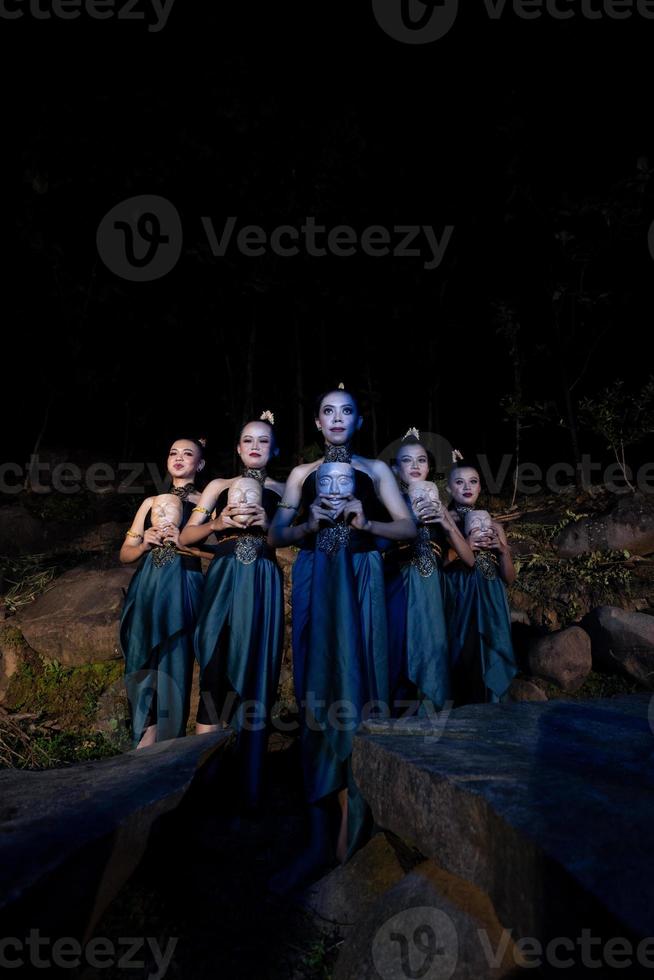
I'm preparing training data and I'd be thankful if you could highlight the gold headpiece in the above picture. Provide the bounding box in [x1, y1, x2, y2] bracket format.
[197, 437, 207, 447]
[337, 382, 345, 390]
[259, 410, 275, 425]
[452, 449, 464, 463]
[403, 427, 420, 440]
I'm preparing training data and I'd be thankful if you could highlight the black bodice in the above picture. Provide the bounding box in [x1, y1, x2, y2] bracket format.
[297, 467, 389, 553]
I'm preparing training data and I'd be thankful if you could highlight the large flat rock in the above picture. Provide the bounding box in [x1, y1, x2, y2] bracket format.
[0, 732, 231, 938]
[16, 565, 136, 664]
[352, 695, 654, 946]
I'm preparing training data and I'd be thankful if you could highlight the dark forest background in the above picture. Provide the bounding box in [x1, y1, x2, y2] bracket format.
[5, 1, 654, 484]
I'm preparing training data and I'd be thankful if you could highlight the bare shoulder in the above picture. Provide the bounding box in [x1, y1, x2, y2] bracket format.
[266, 478, 286, 496]
[288, 461, 320, 486]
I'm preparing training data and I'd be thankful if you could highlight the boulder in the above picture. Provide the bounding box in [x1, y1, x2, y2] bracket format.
[581, 606, 654, 688]
[16, 565, 136, 665]
[0, 731, 232, 941]
[555, 493, 654, 558]
[508, 678, 548, 702]
[527, 626, 592, 692]
[303, 833, 407, 937]
[353, 695, 654, 945]
[0, 506, 46, 556]
[334, 859, 519, 980]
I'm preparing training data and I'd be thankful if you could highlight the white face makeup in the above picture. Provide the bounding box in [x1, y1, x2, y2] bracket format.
[316, 392, 361, 445]
[448, 467, 481, 507]
[228, 477, 263, 525]
[167, 440, 204, 481]
[407, 480, 441, 520]
[464, 510, 492, 537]
[151, 494, 183, 532]
[237, 422, 274, 469]
[395, 444, 429, 485]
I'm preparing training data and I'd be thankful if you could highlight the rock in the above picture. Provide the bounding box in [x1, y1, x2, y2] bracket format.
[581, 606, 654, 688]
[508, 678, 548, 702]
[527, 626, 592, 692]
[352, 695, 654, 945]
[303, 833, 406, 937]
[0, 506, 46, 556]
[555, 493, 654, 558]
[66, 521, 126, 552]
[0, 731, 232, 941]
[16, 565, 136, 665]
[334, 859, 519, 980]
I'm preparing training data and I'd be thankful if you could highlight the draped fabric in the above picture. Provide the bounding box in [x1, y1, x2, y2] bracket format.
[445, 559, 517, 703]
[120, 500, 203, 747]
[195, 486, 283, 809]
[385, 526, 450, 714]
[292, 468, 389, 858]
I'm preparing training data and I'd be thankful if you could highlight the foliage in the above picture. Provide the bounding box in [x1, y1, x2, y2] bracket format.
[579, 376, 654, 490]
[511, 548, 632, 627]
[6, 657, 125, 731]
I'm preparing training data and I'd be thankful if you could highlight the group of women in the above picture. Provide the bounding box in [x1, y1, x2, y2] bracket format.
[119, 385, 517, 890]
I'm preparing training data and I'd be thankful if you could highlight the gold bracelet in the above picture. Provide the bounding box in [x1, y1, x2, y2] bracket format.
[277, 502, 297, 510]
[126, 531, 143, 540]
[192, 506, 211, 515]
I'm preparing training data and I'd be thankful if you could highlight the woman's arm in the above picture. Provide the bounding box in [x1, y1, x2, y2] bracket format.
[267, 464, 328, 547]
[434, 508, 475, 567]
[119, 497, 161, 564]
[354, 461, 416, 541]
[178, 479, 245, 546]
[488, 521, 516, 586]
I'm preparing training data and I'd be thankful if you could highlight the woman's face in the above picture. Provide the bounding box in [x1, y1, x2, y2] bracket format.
[395, 444, 429, 485]
[316, 392, 361, 446]
[167, 440, 204, 481]
[448, 467, 481, 507]
[237, 422, 274, 469]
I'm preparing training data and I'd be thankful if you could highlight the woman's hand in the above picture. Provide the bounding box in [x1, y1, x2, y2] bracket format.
[211, 505, 246, 532]
[343, 496, 371, 532]
[307, 497, 337, 533]
[142, 527, 164, 550]
[161, 525, 180, 546]
[467, 527, 493, 551]
[486, 521, 509, 552]
[413, 498, 442, 525]
[246, 504, 269, 530]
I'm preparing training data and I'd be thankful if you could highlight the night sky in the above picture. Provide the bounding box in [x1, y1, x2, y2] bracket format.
[5, 1, 654, 482]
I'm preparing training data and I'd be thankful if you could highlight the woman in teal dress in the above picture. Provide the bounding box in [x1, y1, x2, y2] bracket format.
[386, 431, 474, 716]
[268, 386, 415, 890]
[119, 438, 206, 749]
[179, 413, 285, 810]
[444, 458, 517, 705]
